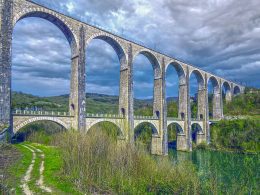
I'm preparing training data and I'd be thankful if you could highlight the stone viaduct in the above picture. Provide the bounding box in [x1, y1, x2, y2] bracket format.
[0, 0, 245, 155]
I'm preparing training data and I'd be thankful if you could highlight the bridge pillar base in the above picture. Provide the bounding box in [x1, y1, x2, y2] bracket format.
[151, 136, 163, 155]
[196, 133, 206, 145]
[176, 134, 189, 151]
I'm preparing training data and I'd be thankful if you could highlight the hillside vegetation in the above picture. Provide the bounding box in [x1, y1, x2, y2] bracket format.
[12, 88, 260, 119]
[223, 89, 260, 116]
[12, 92, 154, 115]
[210, 119, 260, 153]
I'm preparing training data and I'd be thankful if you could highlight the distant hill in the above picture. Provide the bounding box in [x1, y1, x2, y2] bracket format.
[12, 92, 178, 115]
[17, 90, 260, 118]
[166, 97, 178, 102]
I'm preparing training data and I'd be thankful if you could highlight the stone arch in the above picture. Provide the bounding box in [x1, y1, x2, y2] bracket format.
[86, 120, 124, 138]
[208, 76, 220, 93]
[86, 119, 124, 137]
[189, 69, 205, 119]
[222, 81, 231, 94]
[234, 86, 241, 95]
[167, 122, 184, 135]
[189, 69, 205, 90]
[86, 33, 127, 69]
[166, 61, 186, 85]
[191, 123, 203, 133]
[14, 117, 69, 134]
[134, 121, 159, 136]
[13, 8, 78, 54]
[222, 81, 232, 103]
[191, 123, 203, 143]
[167, 122, 185, 150]
[207, 76, 221, 119]
[133, 49, 161, 78]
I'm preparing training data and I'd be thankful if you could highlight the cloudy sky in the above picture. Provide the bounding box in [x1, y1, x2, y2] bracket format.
[12, 0, 260, 98]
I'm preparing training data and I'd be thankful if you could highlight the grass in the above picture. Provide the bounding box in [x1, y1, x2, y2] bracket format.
[31, 143, 81, 194]
[7, 144, 33, 194]
[52, 130, 201, 194]
[210, 119, 260, 153]
[26, 145, 43, 194]
[6, 131, 202, 194]
[0, 144, 21, 194]
[5, 114, 259, 194]
[245, 115, 260, 120]
[3, 142, 80, 194]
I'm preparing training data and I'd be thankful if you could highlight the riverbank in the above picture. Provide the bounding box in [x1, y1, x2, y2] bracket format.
[209, 118, 260, 154]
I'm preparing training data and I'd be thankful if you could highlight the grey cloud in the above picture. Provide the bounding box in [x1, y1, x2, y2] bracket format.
[11, 0, 260, 98]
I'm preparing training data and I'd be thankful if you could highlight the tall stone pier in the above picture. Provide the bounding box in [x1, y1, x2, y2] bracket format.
[0, 0, 13, 136]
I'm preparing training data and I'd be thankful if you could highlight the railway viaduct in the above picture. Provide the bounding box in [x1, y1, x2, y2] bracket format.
[0, 0, 245, 154]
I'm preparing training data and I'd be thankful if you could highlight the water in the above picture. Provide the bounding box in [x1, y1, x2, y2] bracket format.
[169, 149, 260, 194]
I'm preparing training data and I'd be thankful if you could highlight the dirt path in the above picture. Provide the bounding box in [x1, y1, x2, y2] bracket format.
[27, 144, 52, 193]
[20, 145, 35, 195]
[21, 144, 52, 194]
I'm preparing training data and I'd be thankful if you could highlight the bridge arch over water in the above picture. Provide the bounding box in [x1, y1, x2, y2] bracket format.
[134, 121, 161, 153]
[167, 122, 186, 151]
[191, 123, 204, 144]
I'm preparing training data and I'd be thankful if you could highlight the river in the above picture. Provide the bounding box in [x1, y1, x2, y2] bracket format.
[168, 149, 260, 194]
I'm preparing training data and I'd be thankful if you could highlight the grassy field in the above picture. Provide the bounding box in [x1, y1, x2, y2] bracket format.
[1, 143, 80, 194]
[1, 140, 202, 194]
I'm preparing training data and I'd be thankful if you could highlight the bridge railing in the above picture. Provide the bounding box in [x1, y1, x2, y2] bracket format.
[167, 117, 182, 121]
[134, 115, 159, 120]
[85, 113, 124, 119]
[191, 118, 204, 121]
[12, 110, 72, 117]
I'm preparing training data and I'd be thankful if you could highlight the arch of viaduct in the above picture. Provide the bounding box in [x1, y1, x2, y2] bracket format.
[0, 0, 245, 154]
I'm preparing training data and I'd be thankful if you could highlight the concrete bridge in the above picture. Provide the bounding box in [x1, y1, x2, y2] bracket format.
[0, 0, 245, 154]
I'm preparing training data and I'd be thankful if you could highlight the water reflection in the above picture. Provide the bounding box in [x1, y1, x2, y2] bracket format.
[169, 149, 260, 193]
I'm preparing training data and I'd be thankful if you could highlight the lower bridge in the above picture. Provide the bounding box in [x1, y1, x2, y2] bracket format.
[10, 110, 214, 154]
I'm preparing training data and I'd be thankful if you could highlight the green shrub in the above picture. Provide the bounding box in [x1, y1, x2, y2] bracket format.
[210, 119, 260, 153]
[196, 142, 208, 150]
[223, 92, 260, 116]
[52, 130, 201, 194]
